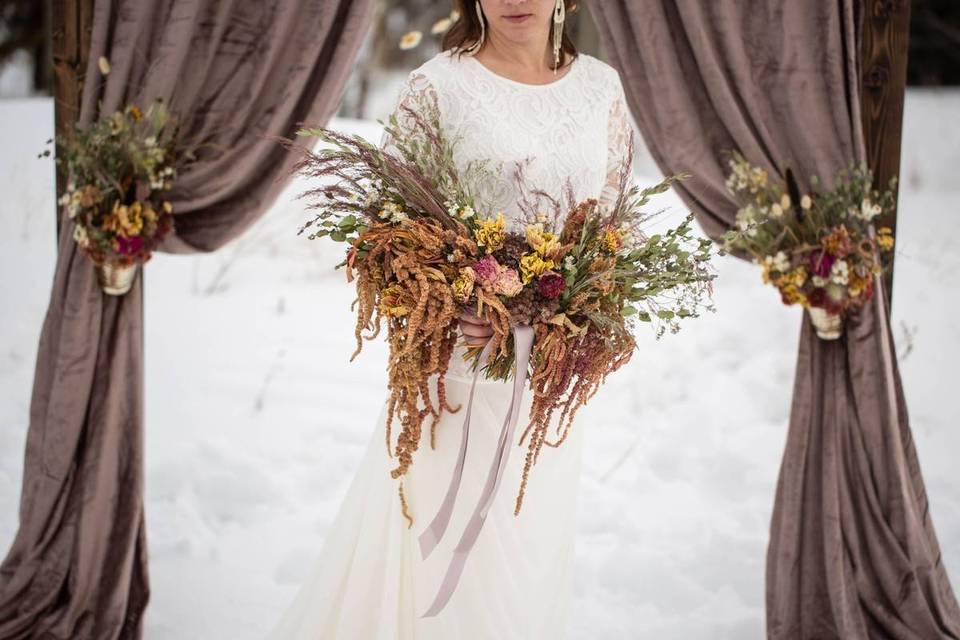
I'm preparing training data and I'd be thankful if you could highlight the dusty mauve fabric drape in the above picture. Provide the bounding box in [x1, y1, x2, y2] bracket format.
[0, 1, 374, 638]
[590, 2, 960, 638]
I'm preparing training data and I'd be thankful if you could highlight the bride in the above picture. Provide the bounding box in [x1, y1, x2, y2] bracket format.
[269, 0, 635, 637]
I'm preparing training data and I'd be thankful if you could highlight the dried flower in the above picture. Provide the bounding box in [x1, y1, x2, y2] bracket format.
[807, 250, 833, 278]
[822, 225, 852, 258]
[472, 254, 501, 285]
[860, 199, 882, 221]
[525, 223, 560, 257]
[830, 259, 850, 285]
[475, 212, 506, 253]
[493, 267, 523, 297]
[876, 227, 895, 251]
[519, 252, 555, 284]
[452, 266, 476, 302]
[73, 223, 90, 248]
[431, 18, 452, 34]
[399, 31, 423, 50]
[602, 227, 623, 252]
[537, 271, 565, 299]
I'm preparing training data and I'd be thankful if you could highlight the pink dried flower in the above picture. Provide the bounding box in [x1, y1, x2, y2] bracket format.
[472, 254, 501, 285]
[493, 267, 523, 297]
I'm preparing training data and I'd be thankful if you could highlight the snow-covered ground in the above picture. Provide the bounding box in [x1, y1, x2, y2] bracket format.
[1, 90, 958, 639]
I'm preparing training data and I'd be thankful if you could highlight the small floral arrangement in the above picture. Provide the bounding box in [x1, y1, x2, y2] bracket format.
[55, 101, 186, 284]
[286, 90, 715, 520]
[722, 152, 895, 334]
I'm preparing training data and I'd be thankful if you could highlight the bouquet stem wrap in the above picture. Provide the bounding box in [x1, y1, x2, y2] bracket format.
[417, 324, 535, 618]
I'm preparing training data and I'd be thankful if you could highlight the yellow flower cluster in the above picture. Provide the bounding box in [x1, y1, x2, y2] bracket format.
[519, 222, 562, 284]
[780, 284, 808, 307]
[876, 227, 895, 251]
[474, 212, 506, 253]
[602, 227, 622, 253]
[848, 271, 871, 298]
[525, 223, 560, 257]
[452, 266, 476, 303]
[103, 200, 148, 237]
[519, 253, 554, 284]
[773, 267, 807, 289]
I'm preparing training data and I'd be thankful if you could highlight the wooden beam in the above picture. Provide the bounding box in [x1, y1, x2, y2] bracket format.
[51, 0, 95, 245]
[859, 0, 911, 307]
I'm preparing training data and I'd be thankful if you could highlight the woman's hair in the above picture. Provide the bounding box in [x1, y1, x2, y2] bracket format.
[441, 0, 579, 70]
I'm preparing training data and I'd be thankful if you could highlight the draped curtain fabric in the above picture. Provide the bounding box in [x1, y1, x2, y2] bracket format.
[589, 2, 960, 638]
[0, 1, 374, 638]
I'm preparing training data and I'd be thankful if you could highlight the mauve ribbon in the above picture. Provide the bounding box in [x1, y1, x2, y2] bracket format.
[417, 323, 535, 618]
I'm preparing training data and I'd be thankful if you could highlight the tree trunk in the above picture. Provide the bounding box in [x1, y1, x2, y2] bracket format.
[50, 0, 94, 246]
[860, 0, 911, 307]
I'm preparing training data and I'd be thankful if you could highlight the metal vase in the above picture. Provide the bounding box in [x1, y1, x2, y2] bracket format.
[96, 261, 139, 296]
[807, 306, 843, 340]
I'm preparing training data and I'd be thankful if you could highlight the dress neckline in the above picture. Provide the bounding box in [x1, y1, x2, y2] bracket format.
[464, 53, 581, 90]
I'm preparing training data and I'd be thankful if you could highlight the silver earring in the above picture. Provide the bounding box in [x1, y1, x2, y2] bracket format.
[465, 1, 485, 56]
[552, 0, 565, 73]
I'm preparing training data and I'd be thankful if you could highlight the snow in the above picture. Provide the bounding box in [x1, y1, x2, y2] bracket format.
[1, 91, 958, 639]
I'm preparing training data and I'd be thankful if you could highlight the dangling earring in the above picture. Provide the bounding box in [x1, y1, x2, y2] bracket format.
[465, 1, 485, 56]
[552, 0, 566, 74]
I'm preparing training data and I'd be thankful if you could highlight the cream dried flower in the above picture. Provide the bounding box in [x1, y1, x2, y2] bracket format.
[399, 31, 423, 50]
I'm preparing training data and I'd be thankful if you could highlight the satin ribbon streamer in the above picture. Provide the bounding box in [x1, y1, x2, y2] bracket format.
[417, 323, 535, 618]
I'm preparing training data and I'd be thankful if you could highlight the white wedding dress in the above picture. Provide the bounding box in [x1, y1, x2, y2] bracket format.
[268, 49, 635, 640]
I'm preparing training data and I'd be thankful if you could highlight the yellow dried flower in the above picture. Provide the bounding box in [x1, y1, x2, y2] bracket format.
[784, 266, 807, 288]
[103, 200, 144, 237]
[451, 266, 476, 303]
[474, 212, 506, 253]
[519, 252, 555, 284]
[602, 228, 622, 252]
[876, 227, 895, 251]
[761, 263, 772, 285]
[399, 31, 423, 50]
[780, 284, 807, 307]
[525, 223, 560, 257]
[769, 260, 805, 288]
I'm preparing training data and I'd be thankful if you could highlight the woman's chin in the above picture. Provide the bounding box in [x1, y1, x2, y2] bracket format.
[493, 25, 545, 46]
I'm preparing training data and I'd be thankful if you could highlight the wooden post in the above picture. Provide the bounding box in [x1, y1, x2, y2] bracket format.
[859, 0, 911, 307]
[50, 0, 95, 245]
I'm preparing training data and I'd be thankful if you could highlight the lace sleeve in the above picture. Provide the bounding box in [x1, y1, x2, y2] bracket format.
[379, 71, 437, 155]
[598, 73, 636, 214]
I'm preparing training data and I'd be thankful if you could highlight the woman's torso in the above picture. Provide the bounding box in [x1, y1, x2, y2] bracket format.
[405, 50, 622, 380]
[407, 50, 620, 231]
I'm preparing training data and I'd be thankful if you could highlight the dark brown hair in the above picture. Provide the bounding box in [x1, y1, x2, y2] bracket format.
[441, 0, 579, 71]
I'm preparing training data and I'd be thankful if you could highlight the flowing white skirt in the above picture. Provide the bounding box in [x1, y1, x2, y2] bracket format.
[267, 347, 586, 639]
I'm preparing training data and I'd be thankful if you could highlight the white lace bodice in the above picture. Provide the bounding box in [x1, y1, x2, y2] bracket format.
[382, 50, 635, 232]
[380, 50, 635, 381]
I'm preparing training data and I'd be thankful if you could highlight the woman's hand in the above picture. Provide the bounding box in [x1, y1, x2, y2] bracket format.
[458, 309, 493, 347]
